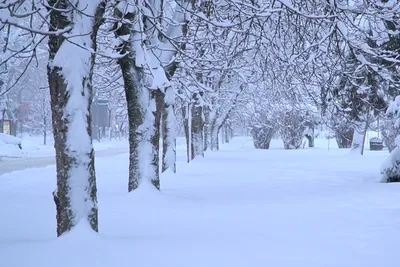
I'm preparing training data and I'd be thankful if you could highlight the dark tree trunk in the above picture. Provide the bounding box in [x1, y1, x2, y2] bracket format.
[210, 121, 220, 151]
[114, 8, 144, 191]
[47, 0, 105, 236]
[114, 4, 161, 191]
[43, 115, 47, 146]
[224, 124, 230, 144]
[191, 93, 204, 159]
[182, 103, 190, 162]
[305, 135, 314, 148]
[117, 55, 144, 192]
[305, 126, 315, 148]
[204, 107, 211, 151]
[221, 126, 226, 144]
[150, 90, 164, 189]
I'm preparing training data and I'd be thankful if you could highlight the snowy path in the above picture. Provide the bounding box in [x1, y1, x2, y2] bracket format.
[0, 147, 129, 175]
[1, 137, 400, 267]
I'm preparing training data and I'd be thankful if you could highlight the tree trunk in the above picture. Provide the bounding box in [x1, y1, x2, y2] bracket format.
[210, 121, 220, 151]
[182, 103, 191, 162]
[47, 0, 105, 236]
[191, 94, 204, 159]
[162, 87, 176, 173]
[114, 4, 161, 191]
[351, 122, 367, 155]
[150, 90, 163, 189]
[117, 49, 144, 191]
[305, 134, 314, 148]
[224, 124, 230, 144]
[204, 107, 211, 151]
[119, 61, 159, 190]
[209, 85, 244, 151]
[43, 115, 47, 146]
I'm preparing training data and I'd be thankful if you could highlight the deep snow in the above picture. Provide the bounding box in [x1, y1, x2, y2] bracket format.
[0, 137, 399, 267]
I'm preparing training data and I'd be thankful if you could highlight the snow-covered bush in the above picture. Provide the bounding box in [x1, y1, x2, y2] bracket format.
[0, 133, 22, 149]
[381, 96, 400, 183]
[332, 119, 354, 148]
[381, 117, 400, 153]
[381, 137, 400, 183]
[242, 91, 277, 149]
[277, 109, 307, 150]
[251, 124, 275, 149]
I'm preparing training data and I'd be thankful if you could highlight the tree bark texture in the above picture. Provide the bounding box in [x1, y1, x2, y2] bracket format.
[162, 87, 177, 173]
[47, 0, 105, 236]
[191, 93, 204, 159]
[182, 103, 191, 162]
[203, 107, 211, 151]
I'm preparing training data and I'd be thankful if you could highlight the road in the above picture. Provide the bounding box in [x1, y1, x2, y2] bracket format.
[0, 147, 129, 176]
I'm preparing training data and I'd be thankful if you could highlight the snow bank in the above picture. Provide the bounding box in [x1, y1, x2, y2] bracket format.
[0, 134, 23, 158]
[0, 133, 21, 146]
[0, 135, 128, 159]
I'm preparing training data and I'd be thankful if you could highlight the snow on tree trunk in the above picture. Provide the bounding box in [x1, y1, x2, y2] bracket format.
[162, 87, 176, 173]
[117, 50, 145, 191]
[209, 97, 219, 151]
[114, 1, 167, 191]
[381, 143, 400, 183]
[191, 93, 204, 159]
[182, 103, 190, 163]
[118, 57, 159, 191]
[209, 85, 244, 151]
[150, 90, 163, 189]
[158, 0, 192, 169]
[381, 96, 400, 183]
[381, 117, 400, 153]
[351, 122, 367, 155]
[204, 107, 211, 151]
[188, 104, 193, 160]
[47, 0, 105, 236]
[210, 122, 220, 151]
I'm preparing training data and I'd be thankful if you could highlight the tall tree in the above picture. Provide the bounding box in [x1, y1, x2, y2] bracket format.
[47, 0, 106, 236]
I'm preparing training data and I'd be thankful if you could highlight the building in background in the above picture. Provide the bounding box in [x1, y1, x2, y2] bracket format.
[91, 98, 110, 141]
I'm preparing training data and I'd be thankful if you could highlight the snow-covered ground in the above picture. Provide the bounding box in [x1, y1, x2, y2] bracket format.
[1, 137, 399, 267]
[0, 135, 129, 159]
[0, 137, 187, 175]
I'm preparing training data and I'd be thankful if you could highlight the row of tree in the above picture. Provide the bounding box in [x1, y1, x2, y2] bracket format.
[1, 0, 400, 236]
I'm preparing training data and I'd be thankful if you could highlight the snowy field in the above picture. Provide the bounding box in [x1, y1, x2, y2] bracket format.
[1, 137, 399, 267]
